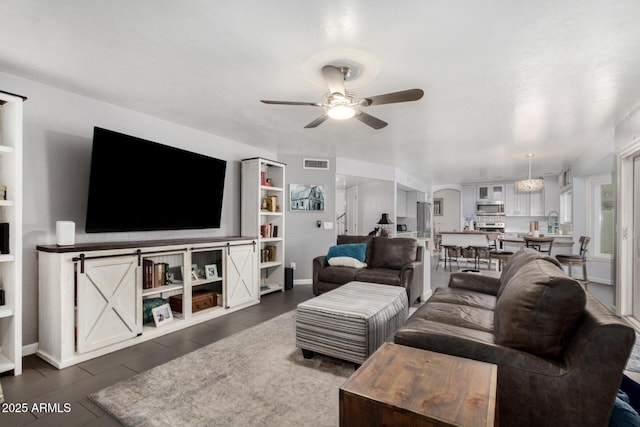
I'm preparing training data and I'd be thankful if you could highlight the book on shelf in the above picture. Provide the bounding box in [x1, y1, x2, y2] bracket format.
[260, 223, 279, 239]
[264, 245, 277, 262]
[143, 260, 171, 289]
[261, 195, 278, 213]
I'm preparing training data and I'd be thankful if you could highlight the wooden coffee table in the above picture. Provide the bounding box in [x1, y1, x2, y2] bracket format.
[339, 342, 497, 427]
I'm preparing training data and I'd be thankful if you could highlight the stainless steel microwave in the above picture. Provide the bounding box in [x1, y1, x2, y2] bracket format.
[476, 200, 505, 215]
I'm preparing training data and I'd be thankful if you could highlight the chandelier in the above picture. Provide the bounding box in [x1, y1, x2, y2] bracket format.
[515, 154, 545, 192]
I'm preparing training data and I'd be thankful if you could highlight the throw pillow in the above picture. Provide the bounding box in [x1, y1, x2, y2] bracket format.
[143, 298, 167, 324]
[370, 237, 417, 269]
[326, 243, 367, 262]
[327, 256, 367, 268]
[494, 258, 586, 360]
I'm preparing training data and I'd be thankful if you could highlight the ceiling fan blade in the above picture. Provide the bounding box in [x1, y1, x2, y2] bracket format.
[354, 112, 388, 129]
[261, 100, 321, 106]
[362, 89, 424, 106]
[322, 65, 346, 96]
[304, 114, 329, 128]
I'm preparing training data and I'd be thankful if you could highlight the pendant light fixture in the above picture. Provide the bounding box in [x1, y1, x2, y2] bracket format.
[515, 154, 545, 192]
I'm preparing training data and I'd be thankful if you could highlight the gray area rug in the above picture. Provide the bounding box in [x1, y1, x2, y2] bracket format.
[90, 310, 355, 426]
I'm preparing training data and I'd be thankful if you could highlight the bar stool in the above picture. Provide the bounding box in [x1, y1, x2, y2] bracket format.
[473, 246, 492, 270]
[556, 236, 590, 290]
[442, 245, 461, 271]
[524, 236, 555, 255]
[490, 250, 513, 271]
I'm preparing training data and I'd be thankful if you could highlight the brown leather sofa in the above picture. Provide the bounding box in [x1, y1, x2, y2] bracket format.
[394, 248, 635, 427]
[312, 235, 424, 304]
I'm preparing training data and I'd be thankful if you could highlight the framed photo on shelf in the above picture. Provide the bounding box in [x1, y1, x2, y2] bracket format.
[152, 303, 173, 327]
[205, 264, 219, 280]
[168, 266, 184, 284]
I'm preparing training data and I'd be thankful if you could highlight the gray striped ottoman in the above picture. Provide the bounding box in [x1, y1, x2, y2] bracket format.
[295, 281, 409, 364]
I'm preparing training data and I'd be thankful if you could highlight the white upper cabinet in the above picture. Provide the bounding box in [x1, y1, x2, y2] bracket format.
[477, 184, 504, 201]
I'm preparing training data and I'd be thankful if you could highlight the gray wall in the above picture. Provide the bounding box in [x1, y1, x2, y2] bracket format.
[0, 71, 275, 346]
[278, 154, 336, 283]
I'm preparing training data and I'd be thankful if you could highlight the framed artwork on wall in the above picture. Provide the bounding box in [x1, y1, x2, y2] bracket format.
[434, 198, 443, 216]
[290, 184, 325, 211]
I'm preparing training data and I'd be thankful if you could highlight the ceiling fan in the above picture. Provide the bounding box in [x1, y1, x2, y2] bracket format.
[260, 65, 424, 129]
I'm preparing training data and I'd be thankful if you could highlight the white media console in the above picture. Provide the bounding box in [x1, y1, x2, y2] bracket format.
[37, 237, 258, 368]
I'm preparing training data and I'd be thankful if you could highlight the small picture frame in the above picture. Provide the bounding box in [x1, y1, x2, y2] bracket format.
[191, 270, 199, 282]
[152, 303, 173, 327]
[205, 264, 219, 280]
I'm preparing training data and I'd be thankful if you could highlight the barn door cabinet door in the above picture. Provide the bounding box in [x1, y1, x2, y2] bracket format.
[225, 243, 258, 308]
[76, 256, 142, 354]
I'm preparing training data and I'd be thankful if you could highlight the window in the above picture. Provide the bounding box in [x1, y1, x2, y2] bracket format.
[560, 189, 572, 224]
[588, 174, 614, 259]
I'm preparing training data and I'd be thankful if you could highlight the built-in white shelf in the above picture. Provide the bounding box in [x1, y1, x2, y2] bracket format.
[242, 158, 286, 299]
[261, 237, 283, 243]
[192, 277, 223, 287]
[260, 261, 282, 269]
[0, 145, 14, 153]
[260, 283, 284, 295]
[0, 200, 14, 207]
[0, 305, 13, 318]
[142, 283, 184, 297]
[0, 254, 15, 263]
[0, 354, 15, 373]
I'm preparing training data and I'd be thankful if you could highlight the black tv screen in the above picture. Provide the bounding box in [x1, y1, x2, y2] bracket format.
[85, 127, 226, 233]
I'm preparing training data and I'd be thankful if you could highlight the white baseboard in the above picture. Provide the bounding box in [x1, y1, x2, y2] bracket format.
[294, 279, 312, 285]
[23, 342, 38, 356]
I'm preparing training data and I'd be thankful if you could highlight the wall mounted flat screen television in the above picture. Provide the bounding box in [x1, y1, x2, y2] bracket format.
[86, 127, 226, 233]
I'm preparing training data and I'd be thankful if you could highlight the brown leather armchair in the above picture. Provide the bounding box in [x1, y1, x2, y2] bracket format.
[312, 235, 424, 304]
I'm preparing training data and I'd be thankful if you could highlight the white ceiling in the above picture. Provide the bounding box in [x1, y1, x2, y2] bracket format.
[2, 1, 640, 185]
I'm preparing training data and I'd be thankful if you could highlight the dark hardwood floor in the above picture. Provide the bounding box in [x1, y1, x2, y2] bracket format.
[0, 285, 315, 427]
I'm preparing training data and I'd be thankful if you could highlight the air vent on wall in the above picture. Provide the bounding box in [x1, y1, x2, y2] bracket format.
[303, 158, 330, 170]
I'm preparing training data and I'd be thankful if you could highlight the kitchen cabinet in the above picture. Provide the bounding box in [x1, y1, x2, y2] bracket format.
[544, 178, 560, 214]
[506, 183, 544, 216]
[462, 185, 476, 216]
[477, 184, 504, 201]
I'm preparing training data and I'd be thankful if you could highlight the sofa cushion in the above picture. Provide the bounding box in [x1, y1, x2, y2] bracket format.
[326, 243, 367, 262]
[412, 301, 495, 333]
[370, 237, 417, 269]
[327, 256, 367, 268]
[355, 268, 402, 287]
[498, 248, 548, 298]
[429, 287, 497, 311]
[317, 266, 360, 285]
[337, 235, 374, 264]
[495, 257, 586, 360]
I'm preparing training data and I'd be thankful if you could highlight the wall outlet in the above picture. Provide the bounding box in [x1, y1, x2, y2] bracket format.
[323, 221, 334, 229]
[290, 262, 296, 270]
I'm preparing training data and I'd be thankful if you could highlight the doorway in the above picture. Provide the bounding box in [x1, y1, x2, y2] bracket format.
[346, 186, 358, 235]
[433, 189, 461, 233]
[633, 156, 640, 319]
[617, 140, 640, 322]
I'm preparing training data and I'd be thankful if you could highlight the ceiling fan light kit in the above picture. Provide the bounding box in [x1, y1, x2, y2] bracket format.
[260, 64, 424, 129]
[515, 154, 545, 192]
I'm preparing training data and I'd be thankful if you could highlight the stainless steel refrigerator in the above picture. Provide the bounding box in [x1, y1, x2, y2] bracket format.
[417, 202, 432, 238]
